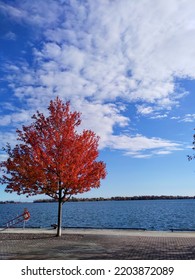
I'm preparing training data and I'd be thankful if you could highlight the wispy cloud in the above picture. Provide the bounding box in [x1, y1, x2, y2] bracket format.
[136, 105, 154, 116]
[0, 1, 61, 27]
[1, 0, 194, 157]
[105, 134, 182, 158]
[0, 110, 33, 126]
[4, 31, 17, 40]
[179, 114, 195, 123]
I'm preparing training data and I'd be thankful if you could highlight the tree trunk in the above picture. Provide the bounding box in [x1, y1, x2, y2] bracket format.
[56, 182, 62, 237]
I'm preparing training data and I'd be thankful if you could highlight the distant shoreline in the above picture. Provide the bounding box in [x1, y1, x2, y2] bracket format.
[1, 195, 195, 204]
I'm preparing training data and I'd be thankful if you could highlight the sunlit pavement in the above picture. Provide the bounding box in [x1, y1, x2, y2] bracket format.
[1, 228, 195, 259]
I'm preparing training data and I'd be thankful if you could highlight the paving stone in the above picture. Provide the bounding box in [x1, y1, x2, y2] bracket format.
[1, 232, 195, 259]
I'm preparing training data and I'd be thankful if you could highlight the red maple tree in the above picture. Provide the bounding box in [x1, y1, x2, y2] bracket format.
[0, 97, 107, 236]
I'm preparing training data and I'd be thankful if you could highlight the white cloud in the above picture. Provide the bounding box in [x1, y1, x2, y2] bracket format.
[10, 1, 195, 105]
[137, 105, 154, 115]
[0, 115, 12, 126]
[150, 114, 168, 120]
[0, 1, 61, 27]
[136, 104, 169, 119]
[0, 131, 17, 147]
[171, 116, 180, 120]
[2, 0, 195, 157]
[180, 114, 195, 123]
[0, 2, 26, 20]
[104, 134, 182, 157]
[4, 31, 17, 40]
[71, 99, 129, 146]
[0, 110, 33, 126]
[0, 132, 19, 163]
[171, 114, 195, 123]
[155, 150, 172, 155]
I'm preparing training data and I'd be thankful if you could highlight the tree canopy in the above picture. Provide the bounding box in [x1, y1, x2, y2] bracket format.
[0, 97, 107, 236]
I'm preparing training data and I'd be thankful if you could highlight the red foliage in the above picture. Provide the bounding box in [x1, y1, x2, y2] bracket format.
[0, 97, 107, 201]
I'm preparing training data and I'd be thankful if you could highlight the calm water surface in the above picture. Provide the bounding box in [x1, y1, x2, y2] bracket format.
[1, 199, 195, 231]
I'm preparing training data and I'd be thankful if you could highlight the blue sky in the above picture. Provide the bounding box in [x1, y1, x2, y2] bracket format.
[1, 0, 195, 202]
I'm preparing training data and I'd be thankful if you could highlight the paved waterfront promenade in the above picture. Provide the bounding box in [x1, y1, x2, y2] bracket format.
[1, 228, 195, 259]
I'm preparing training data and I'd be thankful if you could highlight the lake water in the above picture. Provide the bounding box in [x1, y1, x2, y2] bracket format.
[1, 199, 195, 231]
